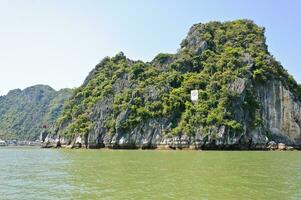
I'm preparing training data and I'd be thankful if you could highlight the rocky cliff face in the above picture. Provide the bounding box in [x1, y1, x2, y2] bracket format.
[256, 80, 301, 145]
[43, 20, 301, 150]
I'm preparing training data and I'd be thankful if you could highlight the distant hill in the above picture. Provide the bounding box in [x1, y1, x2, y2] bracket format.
[0, 85, 73, 140]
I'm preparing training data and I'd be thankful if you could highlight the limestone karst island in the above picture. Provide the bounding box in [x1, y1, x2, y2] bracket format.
[1, 20, 300, 150]
[1, 1, 301, 199]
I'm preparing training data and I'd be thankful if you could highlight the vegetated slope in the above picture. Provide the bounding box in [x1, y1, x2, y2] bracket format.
[0, 85, 73, 140]
[49, 19, 301, 149]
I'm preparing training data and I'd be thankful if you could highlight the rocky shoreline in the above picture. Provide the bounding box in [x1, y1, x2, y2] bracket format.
[41, 135, 300, 151]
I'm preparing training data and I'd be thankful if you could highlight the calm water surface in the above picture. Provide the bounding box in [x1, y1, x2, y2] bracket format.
[0, 147, 301, 200]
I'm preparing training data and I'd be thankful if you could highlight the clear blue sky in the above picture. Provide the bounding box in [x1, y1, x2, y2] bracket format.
[0, 0, 300, 95]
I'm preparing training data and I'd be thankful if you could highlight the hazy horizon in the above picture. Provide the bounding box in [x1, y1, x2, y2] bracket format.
[0, 0, 300, 95]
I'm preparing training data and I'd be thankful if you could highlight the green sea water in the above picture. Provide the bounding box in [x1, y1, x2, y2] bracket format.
[0, 147, 301, 200]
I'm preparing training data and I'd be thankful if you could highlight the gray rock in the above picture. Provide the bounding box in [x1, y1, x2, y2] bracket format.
[267, 141, 277, 150]
[278, 143, 286, 150]
[256, 80, 301, 146]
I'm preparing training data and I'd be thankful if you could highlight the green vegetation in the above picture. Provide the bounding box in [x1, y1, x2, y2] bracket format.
[56, 19, 301, 138]
[0, 85, 72, 140]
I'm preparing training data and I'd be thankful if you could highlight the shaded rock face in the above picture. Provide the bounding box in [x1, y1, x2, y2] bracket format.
[43, 20, 301, 150]
[88, 96, 114, 148]
[256, 80, 301, 146]
[224, 78, 301, 149]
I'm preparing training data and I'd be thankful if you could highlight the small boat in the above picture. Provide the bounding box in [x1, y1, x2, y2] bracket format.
[0, 140, 7, 146]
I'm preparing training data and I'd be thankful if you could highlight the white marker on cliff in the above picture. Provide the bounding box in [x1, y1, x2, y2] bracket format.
[191, 90, 198, 102]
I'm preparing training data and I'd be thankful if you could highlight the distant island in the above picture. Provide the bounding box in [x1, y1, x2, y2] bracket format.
[0, 85, 72, 141]
[1, 19, 301, 150]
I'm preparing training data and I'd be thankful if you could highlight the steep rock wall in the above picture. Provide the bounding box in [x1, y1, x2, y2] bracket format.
[256, 80, 301, 145]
